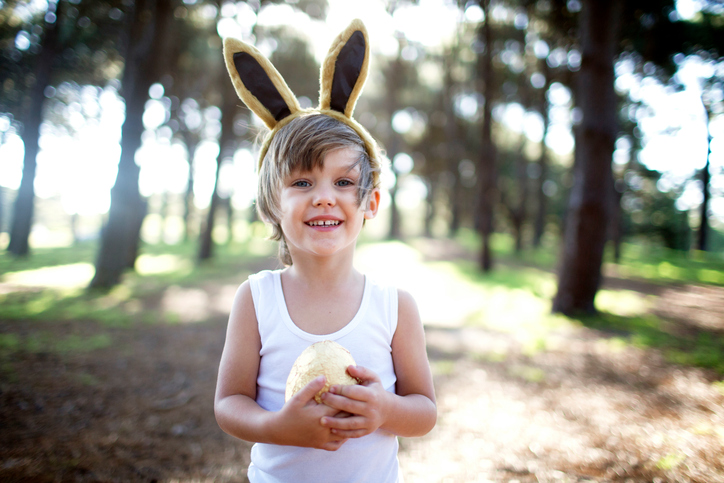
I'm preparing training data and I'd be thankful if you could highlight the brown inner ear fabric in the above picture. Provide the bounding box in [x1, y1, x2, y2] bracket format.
[233, 52, 292, 122]
[330, 30, 366, 114]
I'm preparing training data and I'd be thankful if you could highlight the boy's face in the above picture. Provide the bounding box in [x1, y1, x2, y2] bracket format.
[279, 147, 380, 262]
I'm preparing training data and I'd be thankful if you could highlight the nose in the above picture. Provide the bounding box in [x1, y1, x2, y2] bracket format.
[313, 185, 336, 207]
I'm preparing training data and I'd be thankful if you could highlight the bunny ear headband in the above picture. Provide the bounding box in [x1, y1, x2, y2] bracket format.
[223, 19, 381, 183]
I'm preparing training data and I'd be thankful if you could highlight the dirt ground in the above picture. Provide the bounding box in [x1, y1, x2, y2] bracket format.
[2, 245, 724, 482]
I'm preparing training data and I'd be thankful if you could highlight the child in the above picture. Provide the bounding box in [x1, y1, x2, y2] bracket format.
[214, 20, 436, 483]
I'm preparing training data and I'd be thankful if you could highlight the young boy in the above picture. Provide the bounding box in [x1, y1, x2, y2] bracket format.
[214, 20, 436, 482]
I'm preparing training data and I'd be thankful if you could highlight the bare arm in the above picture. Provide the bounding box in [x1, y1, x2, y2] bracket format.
[214, 281, 347, 451]
[320, 289, 437, 438]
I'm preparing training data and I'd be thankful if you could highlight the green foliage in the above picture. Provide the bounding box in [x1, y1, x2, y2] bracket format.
[610, 240, 724, 286]
[578, 312, 724, 374]
[0, 326, 110, 361]
[439, 231, 724, 374]
[0, 0, 127, 118]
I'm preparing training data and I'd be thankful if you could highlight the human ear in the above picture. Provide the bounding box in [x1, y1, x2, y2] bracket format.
[363, 189, 381, 220]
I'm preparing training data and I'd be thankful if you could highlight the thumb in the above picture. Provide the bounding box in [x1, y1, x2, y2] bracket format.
[291, 375, 326, 404]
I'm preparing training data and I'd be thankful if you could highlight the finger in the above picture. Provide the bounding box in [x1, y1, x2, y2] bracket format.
[321, 390, 366, 413]
[291, 376, 325, 405]
[320, 438, 348, 451]
[331, 428, 370, 439]
[328, 383, 369, 404]
[321, 414, 364, 431]
[346, 365, 380, 385]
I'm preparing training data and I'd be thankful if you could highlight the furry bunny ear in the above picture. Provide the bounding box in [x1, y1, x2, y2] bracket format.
[319, 19, 370, 119]
[223, 38, 301, 129]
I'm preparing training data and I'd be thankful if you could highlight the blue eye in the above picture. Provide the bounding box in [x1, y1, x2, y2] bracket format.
[337, 179, 354, 187]
[292, 180, 311, 187]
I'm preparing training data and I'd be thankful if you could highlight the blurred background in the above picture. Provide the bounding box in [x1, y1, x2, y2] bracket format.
[2, 0, 724, 296]
[2, 0, 724, 482]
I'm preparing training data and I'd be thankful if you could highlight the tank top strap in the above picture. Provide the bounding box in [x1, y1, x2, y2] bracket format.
[248, 269, 282, 339]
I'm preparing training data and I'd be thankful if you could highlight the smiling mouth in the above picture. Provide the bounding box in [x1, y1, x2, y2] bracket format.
[306, 220, 341, 226]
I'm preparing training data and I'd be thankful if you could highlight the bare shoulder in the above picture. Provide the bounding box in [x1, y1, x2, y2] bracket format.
[222, 279, 260, 354]
[396, 288, 421, 323]
[393, 288, 424, 342]
[232, 279, 253, 307]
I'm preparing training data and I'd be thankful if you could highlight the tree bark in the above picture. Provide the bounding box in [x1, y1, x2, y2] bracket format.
[7, 5, 61, 256]
[182, 131, 198, 242]
[552, 0, 621, 315]
[386, 50, 404, 241]
[198, 77, 237, 261]
[442, 47, 463, 238]
[476, 0, 497, 271]
[533, 65, 552, 248]
[423, 177, 435, 238]
[698, 104, 712, 252]
[449, 172, 463, 236]
[90, 0, 172, 288]
[508, 127, 529, 254]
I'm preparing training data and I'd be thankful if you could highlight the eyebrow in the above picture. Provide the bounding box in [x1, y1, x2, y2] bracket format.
[289, 161, 362, 176]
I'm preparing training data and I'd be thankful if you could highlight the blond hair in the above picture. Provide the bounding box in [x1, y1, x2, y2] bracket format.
[256, 113, 381, 266]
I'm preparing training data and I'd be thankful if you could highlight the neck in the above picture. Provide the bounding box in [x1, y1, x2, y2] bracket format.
[285, 248, 360, 288]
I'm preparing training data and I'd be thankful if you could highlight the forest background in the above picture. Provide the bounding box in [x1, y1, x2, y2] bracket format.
[2, 0, 724, 481]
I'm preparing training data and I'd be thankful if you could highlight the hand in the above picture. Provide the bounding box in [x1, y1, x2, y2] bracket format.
[319, 365, 390, 439]
[274, 376, 349, 451]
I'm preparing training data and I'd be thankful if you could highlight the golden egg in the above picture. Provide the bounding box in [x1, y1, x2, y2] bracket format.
[285, 340, 359, 403]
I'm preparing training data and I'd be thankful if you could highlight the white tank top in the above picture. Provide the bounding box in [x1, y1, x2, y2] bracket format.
[247, 269, 401, 483]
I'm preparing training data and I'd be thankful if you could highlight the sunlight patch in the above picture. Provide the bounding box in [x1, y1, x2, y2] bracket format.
[355, 242, 488, 327]
[136, 254, 190, 275]
[595, 289, 651, 317]
[1, 263, 94, 288]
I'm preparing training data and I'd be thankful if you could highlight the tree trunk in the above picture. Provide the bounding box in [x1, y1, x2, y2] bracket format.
[510, 131, 529, 254]
[476, 0, 497, 271]
[159, 191, 170, 243]
[386, 51, 404, 241]
[423, 177, 435, 237]
[182, 132, 198, 242]
[698, 105, 712, 251]
[225, 195, 234, 244]
[609, 187, 623, 262]
[198, 169, 221, 261]
[552, 0, 621, 315]
[0, 186, 4, 236]
[7, 5, 60, 256]
[442, 47, 463, 238]
[90, 0, 172, 289]
[449, 172, 462, 237]
[198, 78, 236, 261]
[387, 167, 402, 239]
[533, 65, 552, 248]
